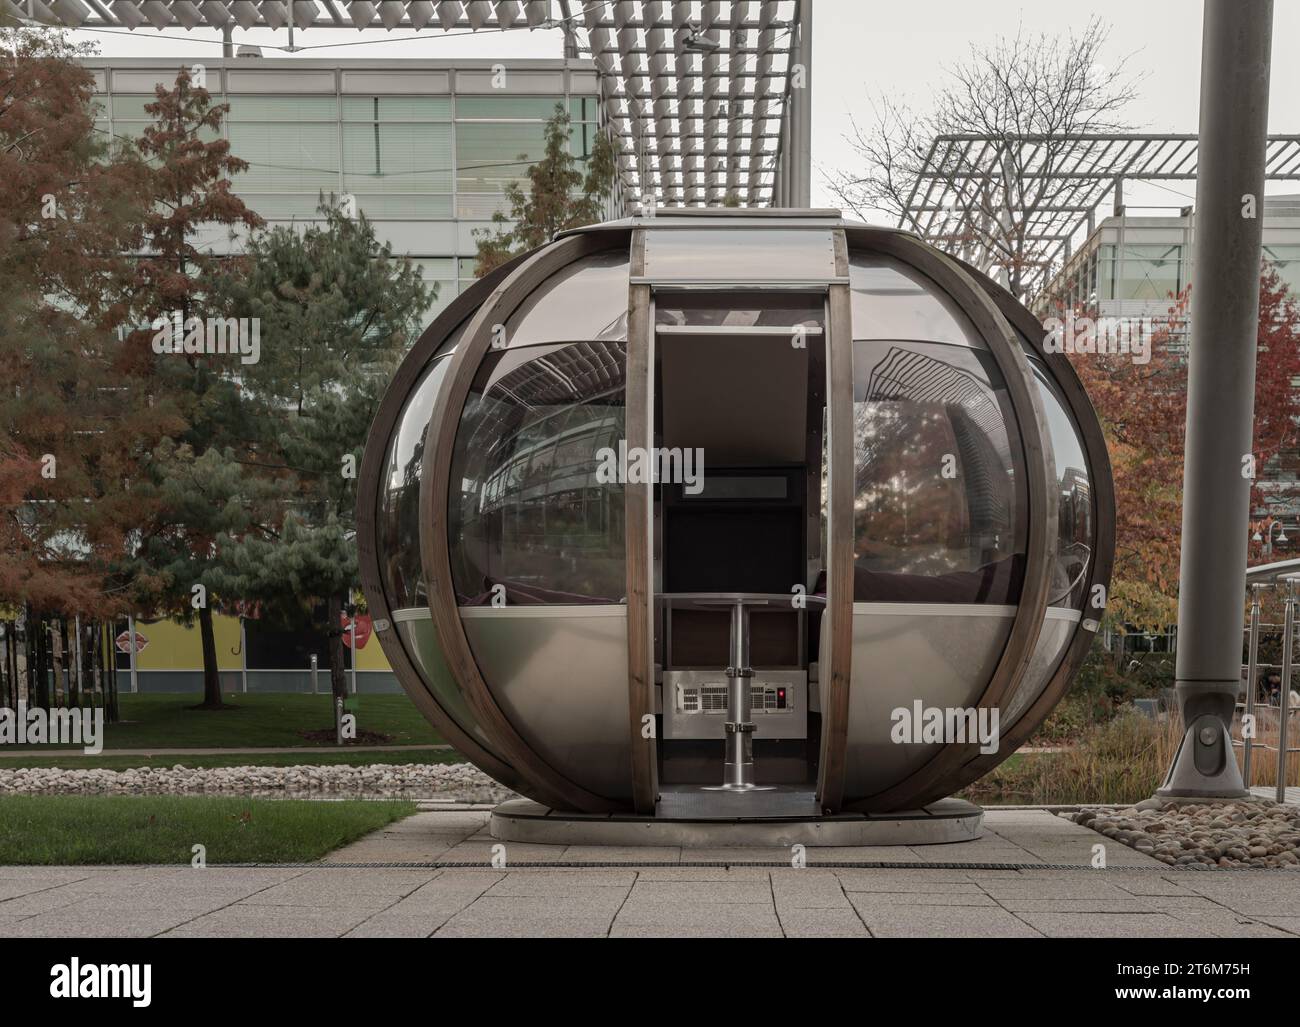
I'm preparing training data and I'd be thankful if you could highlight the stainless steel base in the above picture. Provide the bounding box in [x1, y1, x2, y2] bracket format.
[489, 795, 984, 848]
[665, 785, 810, 816]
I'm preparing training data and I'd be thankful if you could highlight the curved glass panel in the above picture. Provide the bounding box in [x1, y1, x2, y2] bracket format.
[376, 317, 471, 610]
[849, 252, 987, 349]
[449, 341, 627, 604]
[1030, 357, 1094, 608]
[378, 356, 452, 611]
[502, 250, 630, 346]
[373, 330, 507, 764]
[851, 339, 1024, 603]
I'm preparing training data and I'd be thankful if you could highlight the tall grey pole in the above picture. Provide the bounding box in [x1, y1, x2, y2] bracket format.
[1157, 0, 1273, 800]
[792, 0, 812, 208]
[127, 613, 139, 694]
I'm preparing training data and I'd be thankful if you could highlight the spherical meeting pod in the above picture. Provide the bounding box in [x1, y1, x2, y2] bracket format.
[357, 210, 1114, 819]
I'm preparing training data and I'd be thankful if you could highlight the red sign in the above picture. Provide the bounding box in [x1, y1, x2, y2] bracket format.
[116, 630, 148, 654]
[341, 613, 372, 650]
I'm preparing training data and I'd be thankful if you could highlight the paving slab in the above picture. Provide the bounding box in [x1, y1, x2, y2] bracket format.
[5, 807, 1300, 938]
[482, 870, 637, 895]
[770, 873, 854, 909]
[1, 910, 200, 938]
[849, 891, 998, 908]
[437, 914, 614, 938]
[343, 914, 437, 938]
[1012, 911, 1220, 938]
[162, 906, 376, 938]
[776, 907, 872, 937]
[853, 904, 1042, 938]
[610, 904, 784, 937]
[625, 879, 774, 906]
[835, 874, 986, 893]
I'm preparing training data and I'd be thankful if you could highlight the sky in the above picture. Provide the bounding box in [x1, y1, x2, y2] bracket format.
[66, 0, 1300, 213]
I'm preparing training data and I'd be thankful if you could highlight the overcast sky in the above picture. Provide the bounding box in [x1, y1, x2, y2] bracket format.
[68, 0, 1300, 214]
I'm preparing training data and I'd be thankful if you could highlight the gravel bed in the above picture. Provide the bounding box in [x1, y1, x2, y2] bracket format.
[0, 762, 516, 804]
[1060, 800, 1300, 869]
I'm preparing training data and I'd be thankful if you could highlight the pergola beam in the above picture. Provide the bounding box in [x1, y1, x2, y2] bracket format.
[32, 0, 805, 211]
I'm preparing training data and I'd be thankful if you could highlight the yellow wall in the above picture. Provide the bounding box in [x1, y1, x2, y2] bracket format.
[130, 614, 393, 672]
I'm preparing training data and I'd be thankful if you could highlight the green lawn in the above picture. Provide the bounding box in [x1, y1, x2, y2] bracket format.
[5, 693, 444, 751]
[0, 795, 416, 864]
[0, 749, 465, 772]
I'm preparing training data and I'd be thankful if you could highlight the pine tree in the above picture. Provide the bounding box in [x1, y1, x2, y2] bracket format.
[214, 200, 429, 710]
[123, 66, 266, 710]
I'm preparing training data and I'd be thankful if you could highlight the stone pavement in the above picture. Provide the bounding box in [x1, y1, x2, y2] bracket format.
[1, 808, 1298, 938]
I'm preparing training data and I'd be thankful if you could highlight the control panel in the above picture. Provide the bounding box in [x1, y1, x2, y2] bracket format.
[663, 669, 807, 740]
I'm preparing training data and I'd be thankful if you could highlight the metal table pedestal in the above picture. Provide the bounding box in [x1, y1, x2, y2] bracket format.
[703, 599, 773, 793]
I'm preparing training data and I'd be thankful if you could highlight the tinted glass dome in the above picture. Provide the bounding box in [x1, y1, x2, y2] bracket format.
[357, 211, 1113, 816]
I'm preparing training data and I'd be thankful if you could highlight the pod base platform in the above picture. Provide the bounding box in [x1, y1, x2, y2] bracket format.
[490, 792, 983, 848]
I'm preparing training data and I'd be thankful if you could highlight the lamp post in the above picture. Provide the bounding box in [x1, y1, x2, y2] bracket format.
[1158, 0, 1273, 802]
[1252, 521, 1290, 559]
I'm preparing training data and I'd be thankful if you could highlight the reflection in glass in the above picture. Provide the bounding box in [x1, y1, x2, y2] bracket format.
[849, 253, 986, 349]
[450, 342, 627, 604]
[378, 355, 453, 611]
[655, 291, 824, 330]
[1029, 358, 1094, 608]
[503, 251, 630, 346]
[852, 340, 1024, 603]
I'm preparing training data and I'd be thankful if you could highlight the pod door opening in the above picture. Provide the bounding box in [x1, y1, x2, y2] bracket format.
[651, 292, 829, 816]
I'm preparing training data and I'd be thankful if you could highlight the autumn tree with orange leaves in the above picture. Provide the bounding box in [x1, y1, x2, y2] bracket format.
[0, 27, 180, 622]
[1070, 265, 1300, 630]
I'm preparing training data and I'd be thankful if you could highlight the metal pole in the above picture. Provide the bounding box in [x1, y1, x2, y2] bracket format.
[705, 600, 772, 792]
[792, 0, 812, 208]
[310, 653, 318, 696]
[349, 617, 357, 695]
[127, 613, 139, 694]
[1280, 580, 1295, 802]
[1157, 0, 1272, 800]
[221, 23, 233, 58]
[240, 617, 248, 694]
[723, 602, 755, 788]
[1243, 585, 1262, 784]
[73, 614, 82, 709]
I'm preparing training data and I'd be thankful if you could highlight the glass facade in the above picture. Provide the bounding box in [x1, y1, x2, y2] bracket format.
[99, 83, 599, 329]
[1056, 233, 1299, 311]
[448, 342, 627, 605]
[1100, 243, 1184, 302]
[1263, 243, 1300, 295]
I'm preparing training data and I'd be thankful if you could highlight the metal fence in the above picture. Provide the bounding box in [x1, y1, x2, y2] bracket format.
[1235, 581, 1300, 800]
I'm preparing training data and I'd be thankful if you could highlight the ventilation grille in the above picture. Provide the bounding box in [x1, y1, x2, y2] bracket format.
[677, 685, 786, 714]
